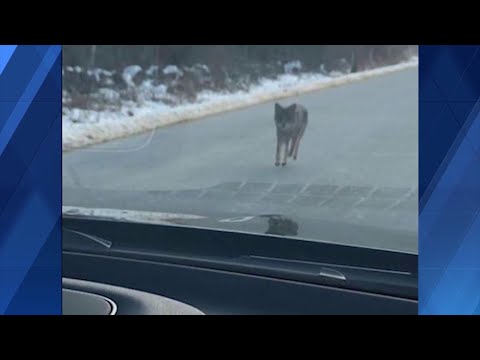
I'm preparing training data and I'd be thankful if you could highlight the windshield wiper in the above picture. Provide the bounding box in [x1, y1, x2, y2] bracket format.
[63, 228, 112, 249]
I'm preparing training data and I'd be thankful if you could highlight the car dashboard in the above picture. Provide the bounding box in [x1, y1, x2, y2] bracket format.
[62, 215, 418, 315]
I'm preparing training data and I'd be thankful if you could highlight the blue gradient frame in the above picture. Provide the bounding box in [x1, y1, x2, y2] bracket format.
[419, 45, 480, 314]
[0, 45, 61, 315]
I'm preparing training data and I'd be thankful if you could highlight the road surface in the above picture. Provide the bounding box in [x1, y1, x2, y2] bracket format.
[63, 68, 418, 253]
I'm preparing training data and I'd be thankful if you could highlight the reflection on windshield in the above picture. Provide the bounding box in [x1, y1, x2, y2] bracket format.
[263, 215, 299, 237]
[62, 45, 419, 254]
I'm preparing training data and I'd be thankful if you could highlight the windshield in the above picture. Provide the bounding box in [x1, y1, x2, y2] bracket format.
[62, 45, 418, 254]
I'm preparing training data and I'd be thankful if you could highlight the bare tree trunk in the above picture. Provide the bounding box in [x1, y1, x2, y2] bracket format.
[89, 45, 97, 69]
[350, 46, 358, 73]
[86, 45, 97, 110]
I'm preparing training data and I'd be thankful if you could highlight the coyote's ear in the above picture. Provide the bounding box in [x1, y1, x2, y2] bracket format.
[275, 103, 282, 113]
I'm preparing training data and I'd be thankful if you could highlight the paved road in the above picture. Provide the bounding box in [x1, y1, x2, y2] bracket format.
[63, 68, 418, 253]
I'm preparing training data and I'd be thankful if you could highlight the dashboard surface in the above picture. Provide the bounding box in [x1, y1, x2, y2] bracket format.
[63, 278, 204, 315]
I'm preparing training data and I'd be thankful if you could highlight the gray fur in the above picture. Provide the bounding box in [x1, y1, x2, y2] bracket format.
[274, 103, 308, 166]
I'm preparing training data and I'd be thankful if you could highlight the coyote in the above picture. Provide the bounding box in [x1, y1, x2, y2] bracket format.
[274, 103, 308, 166]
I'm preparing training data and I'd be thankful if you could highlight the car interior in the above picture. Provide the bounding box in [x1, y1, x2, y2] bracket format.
[62, 214, 418, 315]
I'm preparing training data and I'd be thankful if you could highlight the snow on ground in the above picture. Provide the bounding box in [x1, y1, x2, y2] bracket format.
[284, 60, 302, 74]
[63, 57, 418, 152]
[162, 64, 183, 77]
[88, 68, 114, 83]
[122, 65, 142, 87]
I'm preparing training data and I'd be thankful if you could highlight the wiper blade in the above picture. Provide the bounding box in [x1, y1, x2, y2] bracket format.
[64, 228, 112, 249]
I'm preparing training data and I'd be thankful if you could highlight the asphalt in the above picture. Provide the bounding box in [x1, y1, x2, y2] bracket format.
[63, 68, 418, 253]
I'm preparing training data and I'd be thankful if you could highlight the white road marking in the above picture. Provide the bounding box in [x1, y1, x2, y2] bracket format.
[79, 128, 156, 153]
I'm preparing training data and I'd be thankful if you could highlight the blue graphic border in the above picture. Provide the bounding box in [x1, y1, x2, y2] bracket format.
[0, 45, 62, 315]
[419, 45, 480, 314]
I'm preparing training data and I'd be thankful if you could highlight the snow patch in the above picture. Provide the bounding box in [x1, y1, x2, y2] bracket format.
[141, 81, 168, 98]
[87, 68, 114, 82]
[122, 65, 142, 87]
[163, 64, 183, 77]
[284, 60, 302, 74]
[146, 65, 159, 77]
[96, 88, 121, 102]
[195, 64, 210, 73]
